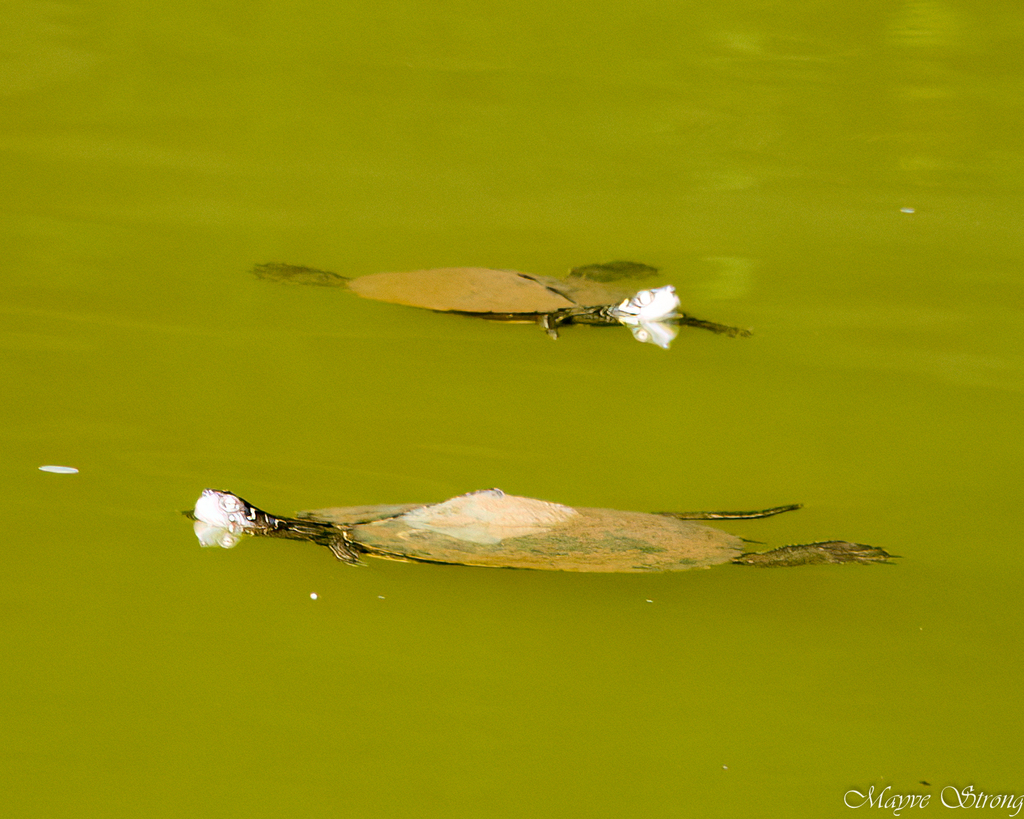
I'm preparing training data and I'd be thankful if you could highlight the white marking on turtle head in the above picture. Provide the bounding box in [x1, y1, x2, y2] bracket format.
[609, 285, 680, 324]
[193, 489, 255, 532]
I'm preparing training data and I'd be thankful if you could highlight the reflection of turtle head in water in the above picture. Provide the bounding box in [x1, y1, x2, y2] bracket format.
[190, 489, 895, 573]
[252, 261, 751, 349]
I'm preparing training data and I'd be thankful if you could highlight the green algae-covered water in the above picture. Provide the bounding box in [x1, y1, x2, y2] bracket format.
[4, 1, 1023, 816]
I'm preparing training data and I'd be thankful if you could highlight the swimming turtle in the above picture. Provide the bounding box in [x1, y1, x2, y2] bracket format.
[190, 488, 893, 572]
[252, 261, 749, 349]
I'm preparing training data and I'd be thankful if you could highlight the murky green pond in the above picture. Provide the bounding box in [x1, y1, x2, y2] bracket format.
[4, 1, 1023, 816]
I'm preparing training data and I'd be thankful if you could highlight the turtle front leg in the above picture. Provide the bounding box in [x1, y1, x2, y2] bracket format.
[674, 314, 752, 337]
[540, 311, 566, 339]
[323, 529, 364, 565]
[263, 517, 365, 565]
[540, 305, 617, 338]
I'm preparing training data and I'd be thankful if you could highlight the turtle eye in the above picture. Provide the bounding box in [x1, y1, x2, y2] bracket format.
[221, 494, 245, 513]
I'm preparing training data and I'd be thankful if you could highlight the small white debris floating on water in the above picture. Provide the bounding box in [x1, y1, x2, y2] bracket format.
[900, 207, 916, 214]
[310, 593, 318, 600]
[39, 465, 79, 474]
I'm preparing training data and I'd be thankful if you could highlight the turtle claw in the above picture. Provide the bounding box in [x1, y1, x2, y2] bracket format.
[540, 313, 561, 339]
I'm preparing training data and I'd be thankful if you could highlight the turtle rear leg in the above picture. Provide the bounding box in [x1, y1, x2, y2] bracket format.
[657, 504, 802, 520]
[252, 263, 350, 287]
[734, 541, 897, 567]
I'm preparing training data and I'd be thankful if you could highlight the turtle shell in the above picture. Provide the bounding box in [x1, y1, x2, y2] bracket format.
[346, 268, 632, 314]
[252, 262, 656, 315]
[302, 489, 745, 572]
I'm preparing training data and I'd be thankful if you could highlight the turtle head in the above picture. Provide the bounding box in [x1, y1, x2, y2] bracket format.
[193, 489, 257, 529]
[609, 285, 680, 324]
[608, 286, 681, 349]
[191, 489, 264, 548]
[189, 490, 363, 562]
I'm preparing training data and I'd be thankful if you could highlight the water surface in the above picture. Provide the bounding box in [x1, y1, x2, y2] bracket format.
[3, 1, 1022, 816]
